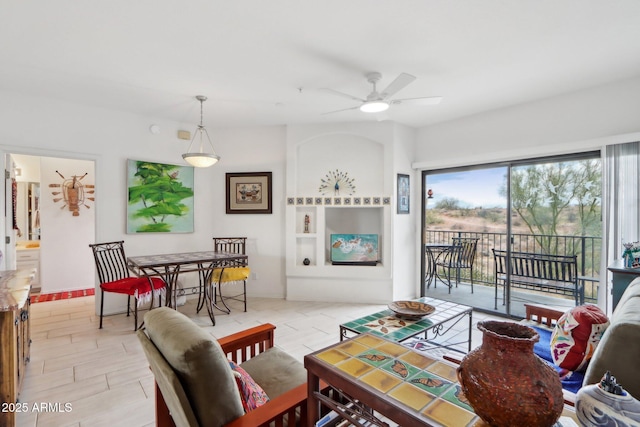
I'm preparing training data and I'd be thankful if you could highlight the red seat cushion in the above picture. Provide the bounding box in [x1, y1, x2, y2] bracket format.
[100, 277, 165, 296]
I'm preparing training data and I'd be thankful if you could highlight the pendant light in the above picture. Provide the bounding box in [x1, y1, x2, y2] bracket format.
[182, 95, 220, 167]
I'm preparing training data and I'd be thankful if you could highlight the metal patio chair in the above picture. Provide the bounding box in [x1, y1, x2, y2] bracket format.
[89, 240, 166, 330]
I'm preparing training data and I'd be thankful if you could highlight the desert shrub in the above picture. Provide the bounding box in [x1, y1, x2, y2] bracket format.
[435, 197, 462, 210]
[425, 210, 443, 224]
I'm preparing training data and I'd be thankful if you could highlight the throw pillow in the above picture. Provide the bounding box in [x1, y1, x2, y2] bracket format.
[229, 360, 269, 412]
[550, 305, 609, 372]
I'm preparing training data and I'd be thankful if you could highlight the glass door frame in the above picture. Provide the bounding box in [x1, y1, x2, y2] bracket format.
[421, 150, 601, 317]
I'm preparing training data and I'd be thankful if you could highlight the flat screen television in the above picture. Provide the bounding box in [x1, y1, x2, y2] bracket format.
[330, 234, 379, 266]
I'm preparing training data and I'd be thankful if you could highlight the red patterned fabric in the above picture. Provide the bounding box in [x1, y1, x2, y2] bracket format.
[228, 360, 269, 412]
[550, 305, 609, 372]
[101, 277, 165, 298]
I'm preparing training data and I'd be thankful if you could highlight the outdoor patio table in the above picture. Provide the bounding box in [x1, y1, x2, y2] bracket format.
[424, 243, 459, 290]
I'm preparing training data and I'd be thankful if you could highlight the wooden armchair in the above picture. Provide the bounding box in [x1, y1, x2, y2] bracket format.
[137, 307, 307, 427]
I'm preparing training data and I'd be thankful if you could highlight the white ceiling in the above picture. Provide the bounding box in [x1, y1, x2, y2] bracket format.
[2, 1, 640, 129]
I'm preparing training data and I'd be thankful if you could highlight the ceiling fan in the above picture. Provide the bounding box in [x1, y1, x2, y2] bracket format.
[321, 72, 442, 115]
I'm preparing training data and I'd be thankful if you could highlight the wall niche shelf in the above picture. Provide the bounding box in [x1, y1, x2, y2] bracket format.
[285, 124, 413, 304]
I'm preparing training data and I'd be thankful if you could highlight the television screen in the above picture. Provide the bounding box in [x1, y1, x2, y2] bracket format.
[330, 234, 379, 265]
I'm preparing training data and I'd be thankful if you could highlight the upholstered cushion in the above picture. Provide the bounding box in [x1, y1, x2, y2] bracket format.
[144, 307, 244, 427]
[229, 360, 269, 412]
[137, 329, 200, 427]
[240, 347, 307, 399]
[101, 276, 165, 296]
[583, 295, 640, 399]
[531, 325, 585, 394]
[550, 305, 609, 372]
[212, 267, 250, 283]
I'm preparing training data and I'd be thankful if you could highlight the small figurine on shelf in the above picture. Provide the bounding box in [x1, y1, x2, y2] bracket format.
[304, 214, 310, 233]
[622, 241, 640, 268]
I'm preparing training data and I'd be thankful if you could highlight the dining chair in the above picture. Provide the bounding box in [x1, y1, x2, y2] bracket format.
[89, 240, 166, 330]
[436, 237, 479, 293]
[212, 237, 249, 312]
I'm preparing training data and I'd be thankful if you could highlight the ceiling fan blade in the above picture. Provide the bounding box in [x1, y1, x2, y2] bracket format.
[319, 88, 365, 103]
[321, 106, 360, 115]
[391, 96, 443, 106]
[380, 73, 416, 99]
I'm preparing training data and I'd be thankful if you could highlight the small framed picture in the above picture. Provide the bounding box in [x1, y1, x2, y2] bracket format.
[226, 172, 272, 214]
[397, 174, 410, 214]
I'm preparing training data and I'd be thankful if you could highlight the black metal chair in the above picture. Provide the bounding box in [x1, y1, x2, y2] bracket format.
[89, 240, 166, 330]
[211, 237, 249, 312]
[435, 237, 479, 293]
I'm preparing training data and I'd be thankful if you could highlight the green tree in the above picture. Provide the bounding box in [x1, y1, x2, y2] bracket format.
[572, 159, 602, 237]
[128, 162, 194, 232]
[501, 160, 601, 254]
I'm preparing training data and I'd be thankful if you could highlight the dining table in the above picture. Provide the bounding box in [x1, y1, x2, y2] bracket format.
[127, 250, 248, 325]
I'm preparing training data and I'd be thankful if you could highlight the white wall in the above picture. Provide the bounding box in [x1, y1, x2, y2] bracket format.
[0, 90, 287, 315]
[414, 76, 640, 168]
[392, 125, 418, 300]
[40, 157, 95, 293]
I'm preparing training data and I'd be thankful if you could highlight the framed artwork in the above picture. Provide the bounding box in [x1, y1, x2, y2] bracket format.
[127, 159, 194, 233]
[226, 172, 272, 214]
[397, 173, 410, 214]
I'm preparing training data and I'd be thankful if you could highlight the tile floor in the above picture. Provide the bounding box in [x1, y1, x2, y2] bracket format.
[16, 295, 502, 427]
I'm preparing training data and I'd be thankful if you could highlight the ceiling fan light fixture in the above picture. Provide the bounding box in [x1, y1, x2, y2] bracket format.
[360, 100, 389, 113]
[182, 95, 220, 168]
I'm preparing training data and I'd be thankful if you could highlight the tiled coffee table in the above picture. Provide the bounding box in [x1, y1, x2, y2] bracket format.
[305, 333, 579, 427]
[339, 297, 472, 353]
[305, 333, 477, 426]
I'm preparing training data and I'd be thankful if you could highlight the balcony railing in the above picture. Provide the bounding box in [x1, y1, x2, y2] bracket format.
[425, 230, 601, 303]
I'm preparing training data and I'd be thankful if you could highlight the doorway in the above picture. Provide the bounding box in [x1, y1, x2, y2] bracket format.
[7, 153, 96, 295]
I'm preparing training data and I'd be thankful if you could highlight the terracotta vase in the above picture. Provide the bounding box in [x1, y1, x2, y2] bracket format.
[457, 321, 564, 427]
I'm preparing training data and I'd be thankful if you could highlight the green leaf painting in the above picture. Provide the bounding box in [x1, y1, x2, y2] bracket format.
[127, 160, 194, 233]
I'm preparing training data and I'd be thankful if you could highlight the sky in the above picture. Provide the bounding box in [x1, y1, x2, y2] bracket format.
[426, 168, 507, 209]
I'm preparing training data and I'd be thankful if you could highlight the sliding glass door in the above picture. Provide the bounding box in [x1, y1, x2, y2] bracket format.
[422, 152, 601, 318]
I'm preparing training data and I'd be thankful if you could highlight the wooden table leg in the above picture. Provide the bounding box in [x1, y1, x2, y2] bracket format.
[307, 371, 320, 427]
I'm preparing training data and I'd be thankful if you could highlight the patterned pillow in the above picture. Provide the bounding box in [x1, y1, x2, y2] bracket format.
[228, 360, 269, 412]
[550, 305, 609, 372]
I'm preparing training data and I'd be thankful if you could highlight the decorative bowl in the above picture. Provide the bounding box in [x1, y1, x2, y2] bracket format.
[388, 301, 435, 320]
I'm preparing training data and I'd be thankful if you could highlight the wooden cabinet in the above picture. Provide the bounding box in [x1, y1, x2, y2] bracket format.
[0, 270, 32, 427]
[608, 260, 640, 311]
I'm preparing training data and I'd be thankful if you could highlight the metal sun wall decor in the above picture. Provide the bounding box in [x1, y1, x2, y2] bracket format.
[318, 169, 356, 195]
[49, 171, 95, 216]
[127, 160, 194, 233]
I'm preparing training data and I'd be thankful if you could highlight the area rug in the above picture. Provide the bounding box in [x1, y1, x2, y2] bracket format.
[30, 288, 95, 304]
